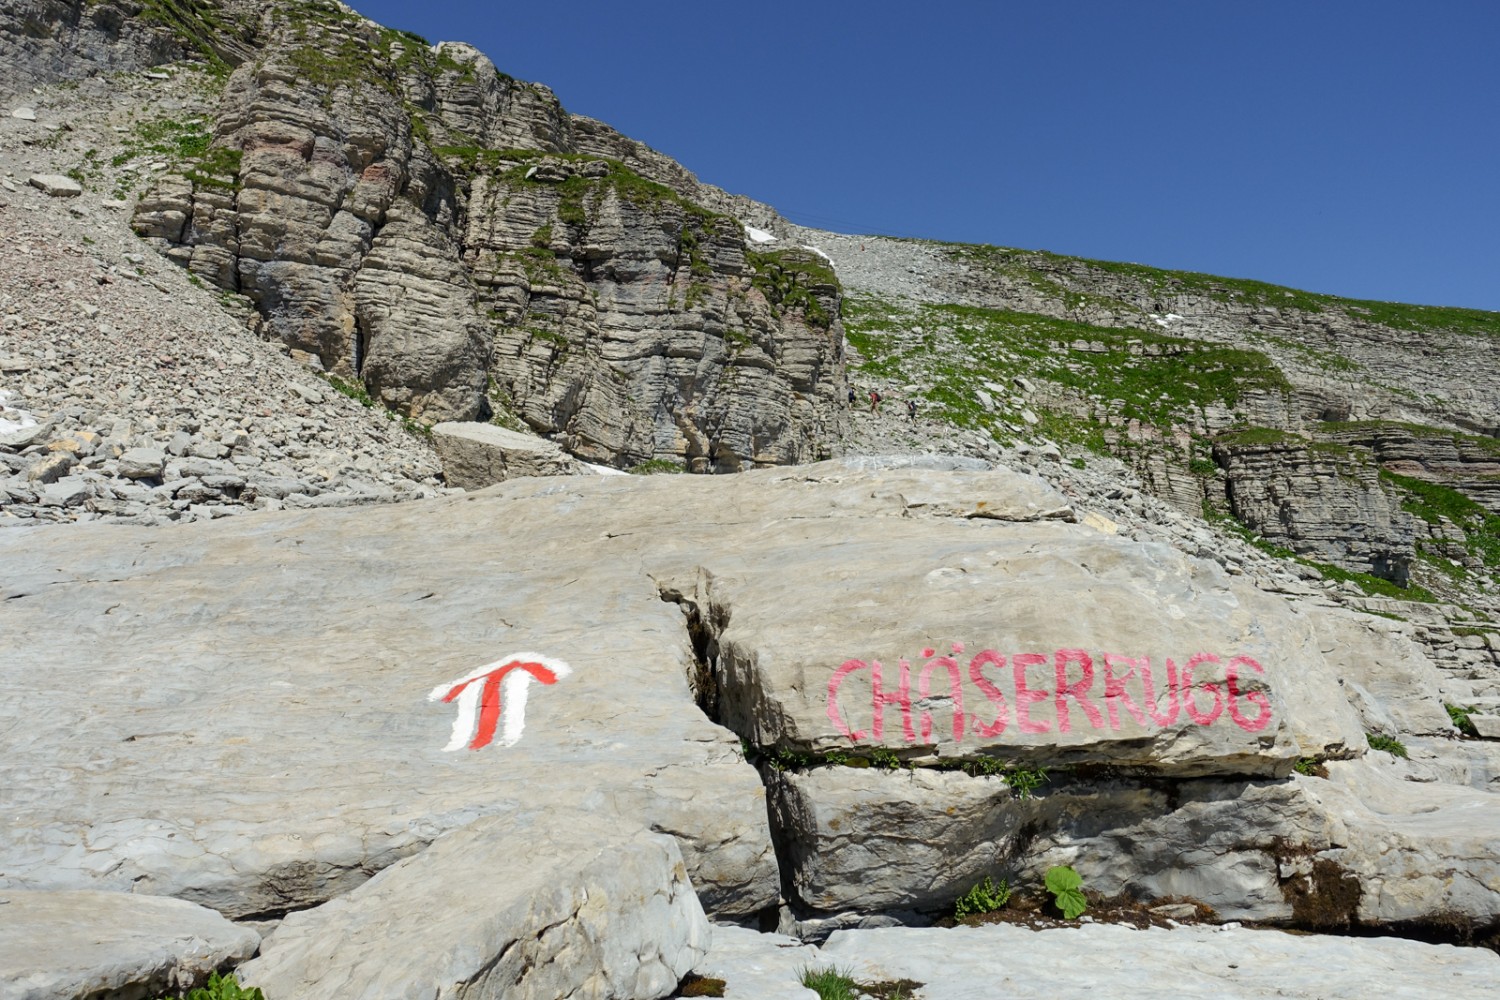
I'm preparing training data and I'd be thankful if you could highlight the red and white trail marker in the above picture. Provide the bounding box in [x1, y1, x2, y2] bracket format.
[429, 653, 572, 751]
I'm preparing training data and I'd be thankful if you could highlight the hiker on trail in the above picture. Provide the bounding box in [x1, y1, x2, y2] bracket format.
[907, 398, 918, 423]
[848, 387, 857, 407]
[868, 389, 881, 413]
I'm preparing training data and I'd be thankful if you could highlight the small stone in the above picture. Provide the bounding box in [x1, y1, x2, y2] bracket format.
[10, 107, 36, 121]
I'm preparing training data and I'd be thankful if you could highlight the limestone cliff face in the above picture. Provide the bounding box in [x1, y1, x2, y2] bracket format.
[121, 0, 844, 466]
[0, 0, 274, 102]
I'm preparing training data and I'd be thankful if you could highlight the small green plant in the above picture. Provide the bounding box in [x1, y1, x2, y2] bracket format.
[954, 875, 1012, 920]
[867, 746, 904, 770]
[155, 972, 264, 1000]
[1293, 757, 1328, 778]
[799, 965, 861, 1000]
[1044, 865, 1088, 919]
[1005, 767, 1048, 798]
[628, 458, 685, 475]
[1446, 704, 1479, 738]
[1366, 732, 1409, 759]
[765, 747, 815, 772]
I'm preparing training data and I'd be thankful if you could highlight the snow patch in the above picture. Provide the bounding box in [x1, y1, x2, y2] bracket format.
[584, 462, 628, 477]
[1151, 313, 1184, 328]
[0, 390, 38, 436]
[744, 225, 777, 245]
[800, 245, 833, 264]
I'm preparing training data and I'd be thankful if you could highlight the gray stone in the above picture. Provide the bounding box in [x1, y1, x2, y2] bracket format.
[26, 451, 75, 484]
[26, 174, 82, 198]
[11, 107, 37, 121]
[39, 477, 91, 507]
[431, 421, 587, 489]
[814, 923, 1500, 1000]
[1472, 713, 1500, 739]
[118, 447, 166, 480]
[239, 814, 708, 999]
[0, 423, 49, 449]
[0, 889, 259, 1000]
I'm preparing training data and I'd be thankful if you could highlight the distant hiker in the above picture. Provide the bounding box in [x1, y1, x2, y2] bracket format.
[906, 398, 918, 423]
[848, 387, 857, 407]
[868, 389, 881, 413]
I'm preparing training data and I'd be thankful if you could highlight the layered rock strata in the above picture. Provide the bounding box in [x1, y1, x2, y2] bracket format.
[115, 0, 843, 468]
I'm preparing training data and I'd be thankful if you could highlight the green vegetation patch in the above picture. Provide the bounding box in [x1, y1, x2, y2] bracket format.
[184, 145, 242, 191]
[842, 294, 1288, 436]
[746, 248, 840, 329]
[1302, 557, 1436, 603]
[629, 458, 685, 475]
[1366, 732, 1409, 758]
[153, 972, 263, 1000]
[1213, 426, 1307, 449]
[113, 116, 212, 166]
[942, 241, 1500, 338]
[954, 876, 1011, 920]
[1446, 704, 1479, 737]
[139, 0, 235, 74]
[1381, 470, 1500, 569]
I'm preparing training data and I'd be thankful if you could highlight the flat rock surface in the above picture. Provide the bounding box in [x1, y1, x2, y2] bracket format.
[816, 923, 1500, 1000]
[239, 814, 708, 999]
[0, 889, 259, 1000]
[2, 460, 1495, 950]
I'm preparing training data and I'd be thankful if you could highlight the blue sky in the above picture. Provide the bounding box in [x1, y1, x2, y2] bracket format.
[347, 1, 1498, 312]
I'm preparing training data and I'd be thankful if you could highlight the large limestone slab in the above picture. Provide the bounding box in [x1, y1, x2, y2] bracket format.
[0, 460, 1484, 945]
[239, 814, 708, 1000]
[0, 479, 780, 921]
[0, 890, 259, 1000]
[654, 466, 1366, 777]
[817, 923, 1500, 1000]
[431, 420, 587, 488]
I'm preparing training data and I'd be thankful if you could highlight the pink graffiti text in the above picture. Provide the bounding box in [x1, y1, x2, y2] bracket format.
[825, 647, 1272, 742]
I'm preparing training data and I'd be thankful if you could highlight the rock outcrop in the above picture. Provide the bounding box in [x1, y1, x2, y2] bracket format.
[0, 890, 260, 1000]
[110, 0, 845, 468]
[4, 461, 1497, 995]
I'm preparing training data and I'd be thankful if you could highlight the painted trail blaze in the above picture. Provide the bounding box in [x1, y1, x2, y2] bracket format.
[826, 644, 1272, 743]
[430, 652, 572, 751]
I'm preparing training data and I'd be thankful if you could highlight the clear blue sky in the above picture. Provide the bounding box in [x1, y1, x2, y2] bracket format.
[347, 1, 1498, 312]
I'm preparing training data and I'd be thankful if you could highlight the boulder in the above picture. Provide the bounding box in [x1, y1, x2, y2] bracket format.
[431, 421, 587, 488]
[118, 447, 167, 480]
[0, 890, 259, 1000]
[239, 814, 708, 999]
[26, 175, 83, 198]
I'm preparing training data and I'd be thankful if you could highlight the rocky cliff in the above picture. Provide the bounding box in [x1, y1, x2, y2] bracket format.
[87, 0, 844, 470]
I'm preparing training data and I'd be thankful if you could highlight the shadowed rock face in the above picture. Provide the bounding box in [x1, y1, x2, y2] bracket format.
[116, 1, 844, 466]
